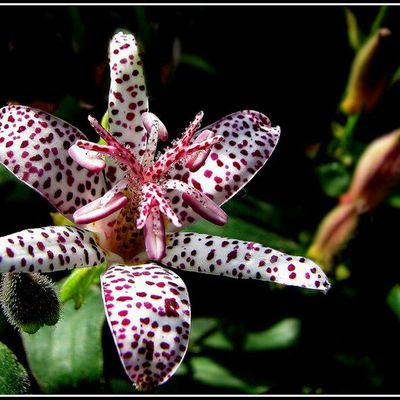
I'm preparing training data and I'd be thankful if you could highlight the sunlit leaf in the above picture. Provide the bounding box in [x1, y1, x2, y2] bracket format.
[21, 285, 105, 393]
[0, 341, 30, 394]
[243, 318, 301, 351]
[190, 357, 268, 394]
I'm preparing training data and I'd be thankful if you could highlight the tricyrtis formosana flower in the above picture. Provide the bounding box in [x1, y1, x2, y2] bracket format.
[0, 32, 330, 391]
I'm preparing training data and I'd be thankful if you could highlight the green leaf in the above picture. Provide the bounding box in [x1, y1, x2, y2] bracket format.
[187, 215, 303, 255]
[344, 7, 362, 51]
[68, 7, 85, 53]
[0, 342, 30, 394]
[50, 212, 75, 227]
[243, 318, 301, 351]
[316, 162, 350, 197]
[369, 6, 389, 36]
[189, 317, 219, 344]
[21, 285, 105, 393]
[390, 65, 400, 86]
[387, 194, 400, 208]
[59, 265, 106, 309]
[190, 356, 268, 394]
[55, 95, 82, 122]
[180, 53, 216, 74]
[0, 164, 17, 185]
[134, 6, 151, 49]
[335, 264, 351, 281]
[108, 378, 136, 394]
[100, 111, 109, 132]
[203, 331, 234, 351]
[387, 284, 400, 319]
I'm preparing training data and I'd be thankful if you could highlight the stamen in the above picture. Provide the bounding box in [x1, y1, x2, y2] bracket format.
[144, 206, 166, 261]
[68, 143, 106, 172]
[164, 179, 228, 226]
[146, 125, 222, 181]
[142, 116, 160, 168]
[137, 182, 181, 230]
[182, 192, 228, 225]
[142, 112, 168, 141]
[87, 115, 145, 179]
[181, 111, 204, 146]
[185, 129, 218, 172]
[73, 180, 129, 225]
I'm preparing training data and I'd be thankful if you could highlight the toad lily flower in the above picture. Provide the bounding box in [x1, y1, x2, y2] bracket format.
[0, 32, 330, 391]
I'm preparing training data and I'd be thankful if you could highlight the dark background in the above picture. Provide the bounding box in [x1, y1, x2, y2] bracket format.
[0, 5, 400, 394]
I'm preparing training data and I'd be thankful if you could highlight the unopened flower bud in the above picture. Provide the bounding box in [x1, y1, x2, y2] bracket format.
[0, 272, 61, 334]
[341, 129, 400, 212]
[307, 203, 359, 272]
[341, 28, 396, 115]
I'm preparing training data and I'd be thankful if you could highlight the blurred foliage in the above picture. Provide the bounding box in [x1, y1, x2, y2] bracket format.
[0, 4, 400, 395]
[0, 341, 30, 394]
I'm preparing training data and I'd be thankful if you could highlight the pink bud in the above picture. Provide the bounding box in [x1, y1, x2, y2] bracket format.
[307, 203, 359, 272]
[341, 28, 394, 115]
[341, 129, 400, 212]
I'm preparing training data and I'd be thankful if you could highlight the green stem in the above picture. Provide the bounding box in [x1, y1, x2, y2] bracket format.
[370, 6, 389, 36]
[342, 111, 362, 151]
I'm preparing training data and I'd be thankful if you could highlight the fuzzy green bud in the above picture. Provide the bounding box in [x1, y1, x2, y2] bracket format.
[0, 273, 61, 334]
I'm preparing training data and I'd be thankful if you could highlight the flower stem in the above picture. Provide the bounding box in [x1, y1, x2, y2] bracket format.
[370, 6, 389, 36]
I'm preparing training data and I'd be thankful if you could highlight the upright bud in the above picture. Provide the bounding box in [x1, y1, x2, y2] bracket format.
[307, 203, 359, 272]
[341, 129, 400, 212]
[0, 272, 61, 334]
[341, 28, 396, 115]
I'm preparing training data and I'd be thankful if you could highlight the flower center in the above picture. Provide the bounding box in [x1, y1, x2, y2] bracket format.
[68, 112, 227, 262]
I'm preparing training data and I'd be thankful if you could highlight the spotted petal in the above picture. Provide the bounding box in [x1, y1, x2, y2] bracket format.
[101, 263, 191, 391]
[166, 110, 280, 227]
[0, 105, 108, 220]
[108, 32, 149, 156]
[162, 232, 330, 292]
[0, 226, 107, 273]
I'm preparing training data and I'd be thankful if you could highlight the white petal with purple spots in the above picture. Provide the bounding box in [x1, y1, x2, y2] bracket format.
[0, 105, 108, 220]
[101, 263, 191, 390]
[162, 232, 330, 292]
[0, 226, 107, 273]
[108, 32, 149, 157]
[165, 110, 280, 228]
